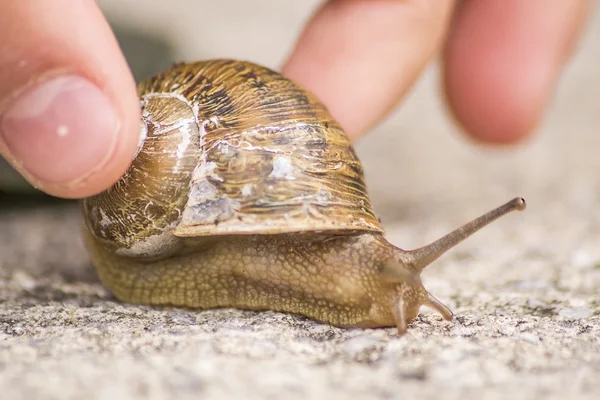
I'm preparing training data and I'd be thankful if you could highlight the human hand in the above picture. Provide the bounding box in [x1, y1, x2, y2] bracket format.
[0, 1, 590, 199]
[0, 1, 140, 199]
[282, 0, 590, 142]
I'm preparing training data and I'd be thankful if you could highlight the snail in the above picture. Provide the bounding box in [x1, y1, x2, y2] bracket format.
[81, 59, 525, 334]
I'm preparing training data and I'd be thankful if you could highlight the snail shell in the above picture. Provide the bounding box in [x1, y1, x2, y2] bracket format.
[84, 60, 381, 259]
[82, 59, 525, 334]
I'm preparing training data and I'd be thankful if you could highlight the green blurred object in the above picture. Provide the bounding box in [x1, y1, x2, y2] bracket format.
[0, 22, 177, 195]
[0, 158, 35, 194]
[111, 24, 177, 85]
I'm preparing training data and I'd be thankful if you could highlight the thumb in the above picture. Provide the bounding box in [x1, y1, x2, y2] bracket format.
[0, 0, 140, 199]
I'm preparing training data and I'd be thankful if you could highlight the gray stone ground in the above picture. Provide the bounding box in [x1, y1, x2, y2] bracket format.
[1, 2, 599, 399]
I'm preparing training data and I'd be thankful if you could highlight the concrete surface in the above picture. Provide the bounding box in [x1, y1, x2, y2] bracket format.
[1, 2, 600, 399]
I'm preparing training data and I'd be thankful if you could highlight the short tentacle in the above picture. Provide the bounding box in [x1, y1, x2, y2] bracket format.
[424, 292, 454, 321]
[393, 299, 408, 335]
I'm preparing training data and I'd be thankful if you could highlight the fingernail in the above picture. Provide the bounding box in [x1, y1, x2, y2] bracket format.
[0, 75, 119, 186]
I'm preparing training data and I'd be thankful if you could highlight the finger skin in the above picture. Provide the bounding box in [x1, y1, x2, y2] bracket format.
[443, 0, 590, 144]
[0, 0, 139, 198]
[282, 0, 455, 140]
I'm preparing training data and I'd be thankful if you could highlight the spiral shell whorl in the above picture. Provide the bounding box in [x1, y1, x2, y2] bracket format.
[82, 94, 199, 259]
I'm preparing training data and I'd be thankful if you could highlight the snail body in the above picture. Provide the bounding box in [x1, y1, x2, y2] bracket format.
[82, 60, 525, 334]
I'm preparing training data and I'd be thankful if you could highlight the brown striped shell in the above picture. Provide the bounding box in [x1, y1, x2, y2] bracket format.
[82, 59, 383, 259]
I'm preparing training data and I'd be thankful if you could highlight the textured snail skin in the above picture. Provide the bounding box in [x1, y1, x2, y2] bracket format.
[82, 60, 521, 334]
[83, 231, 433, 329]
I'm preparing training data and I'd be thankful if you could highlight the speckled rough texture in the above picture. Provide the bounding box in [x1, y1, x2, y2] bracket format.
[2, 1, 600, 399]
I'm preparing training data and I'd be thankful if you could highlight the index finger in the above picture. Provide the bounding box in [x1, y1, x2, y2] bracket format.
[0, 0, 140, 198]
[282, 0, 455, 140]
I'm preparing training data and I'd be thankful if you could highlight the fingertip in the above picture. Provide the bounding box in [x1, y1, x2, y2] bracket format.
[442, 55, 548, 145]
[0, 0, 140, 199]
[442, 0, 589, 144]
[0, 75, 138, 199]
[282, 0, 455, 140]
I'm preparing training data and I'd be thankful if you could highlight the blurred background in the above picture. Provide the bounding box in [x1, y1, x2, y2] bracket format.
[1, 1, 599, 289]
